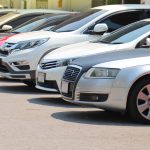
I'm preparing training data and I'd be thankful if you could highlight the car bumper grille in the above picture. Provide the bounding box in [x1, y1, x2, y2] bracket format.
[40, 61, 58, 69]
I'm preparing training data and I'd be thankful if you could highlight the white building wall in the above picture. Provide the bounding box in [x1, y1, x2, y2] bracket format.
[0, 0, 9, 8]
[48, 0, 91, 11]
[1, 0, 149, 10]
[145, 0, 150, 4]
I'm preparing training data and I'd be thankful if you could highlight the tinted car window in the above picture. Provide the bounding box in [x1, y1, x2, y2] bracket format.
[14, 18, 47, 33]
[52, 9, 107, 32]
[0, 12, 10, 17]
[4, 14, 43, 28]
[13, 14, 72, 32]
[101, 10, 144, 32]
[98, 21, 150, 44]
[36, 15, 72, 30]
[146, 10, 150, 17]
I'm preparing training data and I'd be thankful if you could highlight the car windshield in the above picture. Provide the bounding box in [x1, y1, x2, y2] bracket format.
[98, 21, 150, 44]
[52, 9, 107, 32]
[13, 17, 47, 33]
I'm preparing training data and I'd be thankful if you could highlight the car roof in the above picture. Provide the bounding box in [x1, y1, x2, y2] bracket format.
[0, 9, 17, 12]
[13, 9, 74, 14]
[35, 13, 72, 19]
[92, 4, 150, 11]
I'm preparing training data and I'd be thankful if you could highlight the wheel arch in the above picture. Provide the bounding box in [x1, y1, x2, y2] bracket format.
[126, 73, 150, 110]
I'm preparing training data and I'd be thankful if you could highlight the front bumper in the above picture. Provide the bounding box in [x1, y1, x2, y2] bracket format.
[0, 46, 47, 80]
[62, 76, 129, 112]
[0, 59, 35, 80]
[36, 66, 67, 92]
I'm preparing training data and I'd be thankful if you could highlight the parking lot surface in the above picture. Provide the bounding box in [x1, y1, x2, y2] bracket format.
[0, 78, 150, 150]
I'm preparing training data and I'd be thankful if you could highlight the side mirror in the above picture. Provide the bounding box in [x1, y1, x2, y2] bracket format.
[93, 23, 108, 34]
[2, 25, 13, 31]
[141, 38, 150, 48]
[146, 38, 150, 46]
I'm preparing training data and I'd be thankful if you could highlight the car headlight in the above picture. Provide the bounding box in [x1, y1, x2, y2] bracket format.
[10, 38, 49, 54]
[57, 59, 75, 67]
[40, 58, 76, 70]
[85, 68, 120, 78]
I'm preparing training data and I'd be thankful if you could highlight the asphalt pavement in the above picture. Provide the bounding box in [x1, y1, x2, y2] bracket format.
[0, 78, 150, 150]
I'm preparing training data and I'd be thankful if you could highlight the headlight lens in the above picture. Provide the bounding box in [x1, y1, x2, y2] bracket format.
[85, 68, 120, 78]
[10, 38, 49, 54]
[40, 58, 76, 70]
[57, 59, 75, 67]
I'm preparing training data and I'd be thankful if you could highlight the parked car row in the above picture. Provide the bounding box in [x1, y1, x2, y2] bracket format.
[0, 13, 76, 46]
[0, 4, 150, 123]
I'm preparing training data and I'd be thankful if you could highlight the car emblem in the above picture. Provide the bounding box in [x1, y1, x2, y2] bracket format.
[70, 70, 75, 77]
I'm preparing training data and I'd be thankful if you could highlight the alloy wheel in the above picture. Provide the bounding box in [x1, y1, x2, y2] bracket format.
[137, 84, 150, 121]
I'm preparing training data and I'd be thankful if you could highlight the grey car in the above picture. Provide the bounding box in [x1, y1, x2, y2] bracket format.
[61, 48, 150, 123]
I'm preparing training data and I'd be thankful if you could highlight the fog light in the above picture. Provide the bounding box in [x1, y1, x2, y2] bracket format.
[80, 93, 108, 102]
[10, 61, 29, 66]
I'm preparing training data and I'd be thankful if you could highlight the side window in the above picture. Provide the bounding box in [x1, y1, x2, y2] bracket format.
[85, 10, 144, 34]
[36, 16, 71, 31]
[101, 11, 143, 32]
[6, 14, 41, 28]
[37, 19, 64, 30]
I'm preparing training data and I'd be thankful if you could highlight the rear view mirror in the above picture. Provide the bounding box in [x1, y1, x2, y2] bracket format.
[146, 38, 150, 46]
[2, 25, 13, 31]
[93, 23, 108, 34]
[141, 38, 150, 48]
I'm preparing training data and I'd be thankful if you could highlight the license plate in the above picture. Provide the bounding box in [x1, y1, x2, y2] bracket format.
[37, 72, 45, 83]
[61, 81, 69, 94]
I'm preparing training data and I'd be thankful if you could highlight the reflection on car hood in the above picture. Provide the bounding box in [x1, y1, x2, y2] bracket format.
[5, 31, 55, 43]
[5, 30, 73, 43]
[94, 55, 150, 69]
[43, 41, 119, 61]
[0, 33, 13, 39]
[71, 48, 150, 71]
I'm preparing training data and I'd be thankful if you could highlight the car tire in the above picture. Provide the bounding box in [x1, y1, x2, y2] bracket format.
[22, 80, 36, 87]
[127, 78, 150, 124]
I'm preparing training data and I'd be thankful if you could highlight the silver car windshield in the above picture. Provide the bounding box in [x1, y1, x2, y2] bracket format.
[99, 21, 150, 44]
[52, 9, 107, 32]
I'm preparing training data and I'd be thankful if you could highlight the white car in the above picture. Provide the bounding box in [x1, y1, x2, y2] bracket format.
[36, 19, 150, 92]
[0, 5, 150, 86]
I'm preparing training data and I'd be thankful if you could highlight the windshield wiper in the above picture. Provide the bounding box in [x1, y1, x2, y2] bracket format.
[99, 40, 110, 44]
[11, 31, 20, 34]
[111, 42, 123, 44]
[55, 30, 74, 33]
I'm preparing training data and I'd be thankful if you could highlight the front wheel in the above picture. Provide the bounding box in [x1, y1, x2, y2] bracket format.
[22, 80, 36, 87]
[127, 78, 150, 124]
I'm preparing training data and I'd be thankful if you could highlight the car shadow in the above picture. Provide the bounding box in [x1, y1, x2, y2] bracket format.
[0, 78, 58, 95]
[0, 77, 20, 83]
[28, 97, 81, 108]
[51, 110, 150, 127]
[0, 84, 53, 95]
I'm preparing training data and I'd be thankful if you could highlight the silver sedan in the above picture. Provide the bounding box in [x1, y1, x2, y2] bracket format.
[61, 48, 150, 123]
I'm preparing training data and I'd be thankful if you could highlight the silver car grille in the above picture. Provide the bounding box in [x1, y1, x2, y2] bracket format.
[40, 61, 58, 69]
[63, 66, 81, 82]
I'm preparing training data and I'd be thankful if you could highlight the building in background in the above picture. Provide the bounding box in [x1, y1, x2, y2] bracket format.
[145, 0, 150, 3]
[0, 0, 149, 11]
